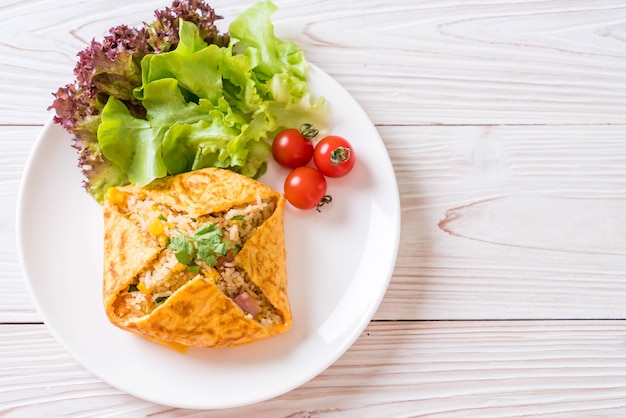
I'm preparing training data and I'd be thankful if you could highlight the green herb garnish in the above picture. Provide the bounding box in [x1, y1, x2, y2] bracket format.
[231, 215, 245, 221]
[155, 296, 168, 304]
[195, 224, 227, 266]
[230, 244, 242, 256]
[158, 214, 167, 221]
[168, 234, 196, 265]
[128, 284, 139, 292]
[168, 224, 227, 267]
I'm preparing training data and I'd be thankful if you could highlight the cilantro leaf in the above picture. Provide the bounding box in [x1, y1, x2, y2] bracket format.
[167, 224, 227, 267]
[194, 224, 227, 266]
[194, 224, 221, 238]
[168, 234, 196, 265]
[230, 244, 242, 255]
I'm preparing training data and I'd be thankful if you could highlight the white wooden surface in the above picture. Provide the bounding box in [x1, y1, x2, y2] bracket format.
[2, 0, 626, 416]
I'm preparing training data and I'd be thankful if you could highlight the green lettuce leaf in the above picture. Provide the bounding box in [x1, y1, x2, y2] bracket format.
[49, 1, 231, 203]
[97, 96, 166, 187]
[95, 1, 328, 191]
[229, 0, 307, 81]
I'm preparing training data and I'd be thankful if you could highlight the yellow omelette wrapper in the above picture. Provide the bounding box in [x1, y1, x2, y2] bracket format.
[102, 168, 291, 348]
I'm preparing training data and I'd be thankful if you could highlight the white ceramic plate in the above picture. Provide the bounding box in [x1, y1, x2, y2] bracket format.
[16, 65, 400, 409]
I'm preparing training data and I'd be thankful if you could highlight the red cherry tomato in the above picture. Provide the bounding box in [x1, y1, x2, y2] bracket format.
[313, 135, 355, 178]
[284, 166, 329, 210]
[272, 124, 318, 168]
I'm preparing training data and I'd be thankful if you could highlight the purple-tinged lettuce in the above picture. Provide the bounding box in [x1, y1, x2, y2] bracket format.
[50, 1, 327, 203]
[49, 0, 228, 202]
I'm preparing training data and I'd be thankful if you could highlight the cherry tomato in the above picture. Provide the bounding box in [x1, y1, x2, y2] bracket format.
[272, 124, 318, 168]
[284, 166, 328, 210]
[313, 135, 355, 178]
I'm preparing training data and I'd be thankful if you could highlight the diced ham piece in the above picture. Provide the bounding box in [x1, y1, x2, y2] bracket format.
[216, 255, 234, 272]
[234, 292, 262, 316]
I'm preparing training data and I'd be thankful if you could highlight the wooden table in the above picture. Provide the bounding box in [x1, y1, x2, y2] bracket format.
[3, 0, 626, 416]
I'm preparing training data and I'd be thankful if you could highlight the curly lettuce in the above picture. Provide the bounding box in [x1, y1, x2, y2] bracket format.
[49, 0, 328, 203]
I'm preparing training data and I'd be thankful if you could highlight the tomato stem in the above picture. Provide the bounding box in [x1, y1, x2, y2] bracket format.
[330, 146, 351, 166]
[316, 195, 333, 212]
[299, 123, 319, 140]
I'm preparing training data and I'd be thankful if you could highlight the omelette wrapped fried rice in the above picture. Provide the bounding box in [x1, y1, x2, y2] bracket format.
[102, 167, 291, 348]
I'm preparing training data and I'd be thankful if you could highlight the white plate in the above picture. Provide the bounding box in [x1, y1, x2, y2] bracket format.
[16, 65, 400, 409]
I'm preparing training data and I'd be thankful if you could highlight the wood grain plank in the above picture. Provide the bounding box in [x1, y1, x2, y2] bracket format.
[374, 124, 626, 320]
[2, 321, 626, 416]
[0, 127, 40, 323]
[2, 0, 626, 125]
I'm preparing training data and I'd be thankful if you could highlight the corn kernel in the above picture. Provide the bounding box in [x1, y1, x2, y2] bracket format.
[137, 282, 149, 295]
[148, 217, 164, 236]
[105, 187, 126, 205]
[158, 234, 169, 247]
